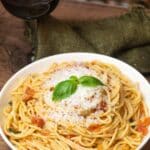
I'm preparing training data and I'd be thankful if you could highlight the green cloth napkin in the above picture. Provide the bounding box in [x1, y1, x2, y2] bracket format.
[27, 8, 150, 74]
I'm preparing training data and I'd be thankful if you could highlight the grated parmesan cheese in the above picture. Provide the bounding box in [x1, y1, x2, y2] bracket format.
[43, 65, 108, 127]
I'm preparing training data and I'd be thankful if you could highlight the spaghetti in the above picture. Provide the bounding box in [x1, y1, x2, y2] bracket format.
[3, 61, 150, 150]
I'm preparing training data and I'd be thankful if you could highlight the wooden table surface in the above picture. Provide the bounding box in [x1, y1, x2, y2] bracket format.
[0, 0, 149, 149]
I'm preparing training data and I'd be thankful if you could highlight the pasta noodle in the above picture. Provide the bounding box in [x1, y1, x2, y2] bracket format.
[3, 61, 150, 150]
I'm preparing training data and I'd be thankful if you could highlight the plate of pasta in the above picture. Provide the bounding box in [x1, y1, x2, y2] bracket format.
[0, 53, 150, 150]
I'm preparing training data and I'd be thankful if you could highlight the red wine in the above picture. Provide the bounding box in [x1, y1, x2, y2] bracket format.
[1, 0, 59, 19]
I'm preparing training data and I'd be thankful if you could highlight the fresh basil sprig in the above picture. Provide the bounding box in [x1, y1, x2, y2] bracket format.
[52, 75, 104, 101]
[79, 76, 104, 87]
[70, 75, 79, 83]
[52, 77, 78, 101]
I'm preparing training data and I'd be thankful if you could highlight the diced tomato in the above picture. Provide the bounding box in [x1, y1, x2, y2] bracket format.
[137, 125, 148, 135]
[25, 87, 34, 95]
[23, 94, 32, 102]
[23, 87, 35, 102]
[97, 101, 107, 112]
[88, 124, 101, 132]
[142, 117, 150, 126]
[137, 117, 150, 135]
[31, 116, 45, 128]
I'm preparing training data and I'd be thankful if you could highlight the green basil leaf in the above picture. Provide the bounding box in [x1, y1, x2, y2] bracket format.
[69, 76, 79, 83]
[52, 80, 77, 101]
[79, 76, 104, 87]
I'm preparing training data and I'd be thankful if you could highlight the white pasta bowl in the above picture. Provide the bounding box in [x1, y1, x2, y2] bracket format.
[0, 53, 150, 150]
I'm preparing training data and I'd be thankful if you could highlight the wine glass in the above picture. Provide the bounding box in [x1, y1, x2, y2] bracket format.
[1, 0, 59, 19]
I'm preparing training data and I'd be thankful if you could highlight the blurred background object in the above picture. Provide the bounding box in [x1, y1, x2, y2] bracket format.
[0, 0, 149, 20]
[74, 0, 150, 8]
[1, 0, 59, 19]
[29, 7, 150, 74]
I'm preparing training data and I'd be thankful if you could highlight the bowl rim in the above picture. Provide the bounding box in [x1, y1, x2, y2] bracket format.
[0, 52, 150, 150]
